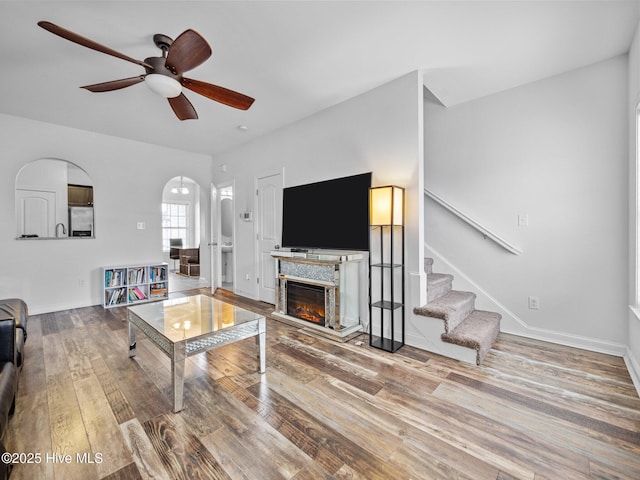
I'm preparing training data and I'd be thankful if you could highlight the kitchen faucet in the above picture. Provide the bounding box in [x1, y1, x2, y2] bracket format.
[55, 223, 67, 238]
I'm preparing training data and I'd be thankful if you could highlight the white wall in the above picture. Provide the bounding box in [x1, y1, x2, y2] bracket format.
[0, 113, 213, 314]
[424, 55, 628, 352]
[212, 72, 425, 327]
[627, 20, 640, 389]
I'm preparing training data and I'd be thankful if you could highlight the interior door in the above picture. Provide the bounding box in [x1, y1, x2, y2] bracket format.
[257, 173, 282, 303]
[16, 189, 56, 238]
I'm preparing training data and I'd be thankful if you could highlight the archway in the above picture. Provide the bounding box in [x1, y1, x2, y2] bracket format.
[162, 176, 208, 292]
[15, 158, 94, 239]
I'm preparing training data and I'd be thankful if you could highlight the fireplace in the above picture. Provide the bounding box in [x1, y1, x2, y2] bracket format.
[286, 281, 325, 326]
[271, 249, 363, 341]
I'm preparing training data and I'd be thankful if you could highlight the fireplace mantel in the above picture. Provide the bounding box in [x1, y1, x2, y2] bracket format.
[271, 249, 364, 341]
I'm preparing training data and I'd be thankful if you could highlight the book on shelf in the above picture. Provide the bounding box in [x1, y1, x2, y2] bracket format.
[128, 286, 148, 302]
[150, 283, 168, 296]
[128, 267, 146, 285]
[105, 269, 125, 287]
[150, 266, 167, 282]
[106, 287, 125, 306]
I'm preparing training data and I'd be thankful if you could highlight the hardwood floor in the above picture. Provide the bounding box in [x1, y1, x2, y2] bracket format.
[5, 288, 640, 479]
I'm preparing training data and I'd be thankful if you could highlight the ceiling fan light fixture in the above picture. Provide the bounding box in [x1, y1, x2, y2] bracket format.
[38, 22, 255, 120]
[171, 176, 189, 195]
[145, 74, 182, 98]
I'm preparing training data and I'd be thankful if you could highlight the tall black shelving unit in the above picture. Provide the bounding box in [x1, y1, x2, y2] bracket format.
[369, 186, 405, 352]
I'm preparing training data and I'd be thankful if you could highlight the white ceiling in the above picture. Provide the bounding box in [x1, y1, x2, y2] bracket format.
[0, 1, 638, 156]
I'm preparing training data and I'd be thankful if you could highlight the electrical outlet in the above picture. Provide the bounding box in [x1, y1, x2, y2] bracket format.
[136, 222, 145, 230]
[78, 279, 85, 288]
[528, 296, 540, 310]
[518, 214, 529, 227]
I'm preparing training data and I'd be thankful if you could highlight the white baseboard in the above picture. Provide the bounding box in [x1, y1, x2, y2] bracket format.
[624, 347, 640, 398]
[500, 325, 627, 357]
[30, 300, 100, 315]
[230, 287, 257, 301]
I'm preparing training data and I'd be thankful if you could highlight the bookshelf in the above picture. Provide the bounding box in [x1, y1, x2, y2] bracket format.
[103, 263, 168, 308]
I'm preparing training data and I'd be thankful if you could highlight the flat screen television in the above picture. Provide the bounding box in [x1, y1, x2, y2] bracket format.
[281, 172, 371, 251]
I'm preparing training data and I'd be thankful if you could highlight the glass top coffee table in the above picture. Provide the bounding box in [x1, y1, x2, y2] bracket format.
[127, 294, 266, 412]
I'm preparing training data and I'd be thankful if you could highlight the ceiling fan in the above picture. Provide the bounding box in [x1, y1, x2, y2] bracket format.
[37, 21, 255, 120]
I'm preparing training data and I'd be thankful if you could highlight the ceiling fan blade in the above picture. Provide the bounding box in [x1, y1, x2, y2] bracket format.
[182, 77, 254, 110]
[38, 21, 152, 69]
[165, 29, 211, 74]
[168, 94, 198, 121]
[81, 76, 146, 92]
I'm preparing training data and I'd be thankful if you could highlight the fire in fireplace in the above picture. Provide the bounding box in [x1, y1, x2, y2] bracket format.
[287, 281, 325, 326]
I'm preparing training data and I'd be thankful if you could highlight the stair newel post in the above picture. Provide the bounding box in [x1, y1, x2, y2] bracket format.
[369, 185, 405, 352]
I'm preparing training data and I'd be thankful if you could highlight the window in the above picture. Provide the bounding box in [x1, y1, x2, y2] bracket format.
[162, 203, 189, 252]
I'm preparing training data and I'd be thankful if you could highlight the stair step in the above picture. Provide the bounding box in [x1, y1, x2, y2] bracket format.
[413, 290, 476, 332]
[441, 310, 501, 365]
[427, 273, 453, 302]
[415, 257, 501, 365]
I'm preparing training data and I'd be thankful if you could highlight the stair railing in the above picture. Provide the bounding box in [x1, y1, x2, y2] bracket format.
[424, 188, 522, 255]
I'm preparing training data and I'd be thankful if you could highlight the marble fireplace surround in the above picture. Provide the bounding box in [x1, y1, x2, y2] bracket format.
[271, 249, 363, 341]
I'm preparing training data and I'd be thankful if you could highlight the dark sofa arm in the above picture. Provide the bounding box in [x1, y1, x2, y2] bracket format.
[0, 299, 27, 342]
[0, 321, 15, 367]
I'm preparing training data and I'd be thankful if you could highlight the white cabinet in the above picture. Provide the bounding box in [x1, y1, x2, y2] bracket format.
[103, 263, 168, 308]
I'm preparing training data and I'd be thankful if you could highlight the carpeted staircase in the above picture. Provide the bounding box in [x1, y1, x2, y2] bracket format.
[413, 258, 500, 365]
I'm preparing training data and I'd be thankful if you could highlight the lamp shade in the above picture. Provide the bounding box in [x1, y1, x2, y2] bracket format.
[145, 74, 182, 98]
[370, 185, 404, 226]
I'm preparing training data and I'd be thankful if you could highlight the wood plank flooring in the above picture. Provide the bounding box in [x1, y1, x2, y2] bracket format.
[5, 287, 640, 479]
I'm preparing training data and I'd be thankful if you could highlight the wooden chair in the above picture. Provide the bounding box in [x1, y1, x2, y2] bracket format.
[179, 248, 200, 277]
